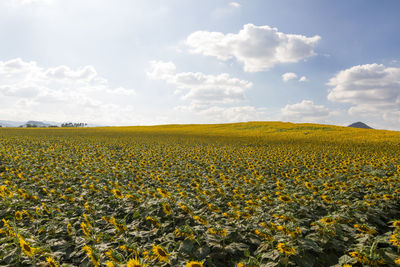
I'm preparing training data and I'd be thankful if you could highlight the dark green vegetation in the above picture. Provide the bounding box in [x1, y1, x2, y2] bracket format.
[0, 122, 400, 266]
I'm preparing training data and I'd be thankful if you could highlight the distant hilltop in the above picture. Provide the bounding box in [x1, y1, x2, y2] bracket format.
[24, 121, 55, 127]
[348, 121, 373, 129]
[0, 120, 95, 128]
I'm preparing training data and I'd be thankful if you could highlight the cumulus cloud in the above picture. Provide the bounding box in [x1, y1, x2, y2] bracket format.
[0, 58, 136, 125]
[147, 60, 252, 106]
[282, 73, 309, 82]
[147, 60, 269, 122]
[199, 106, 267, 123]
[229, 2, 241, 8]
[327, 63, 400, 126]
[186, 24, 320, 72]
[282, 72, 298, 82]
[175, 104, 267, 123]
[146, 60, 176, 80]
[299, 76, 308, 82]
[281, 100, 330, 122]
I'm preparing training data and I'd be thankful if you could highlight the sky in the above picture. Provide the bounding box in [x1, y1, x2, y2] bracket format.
[1, 0, 400, 129]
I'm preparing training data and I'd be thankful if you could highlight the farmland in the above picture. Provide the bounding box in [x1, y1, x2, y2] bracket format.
[1, 122, 400, 266]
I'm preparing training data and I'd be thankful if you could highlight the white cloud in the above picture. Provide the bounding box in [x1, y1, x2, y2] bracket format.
[0, 58, 136, 125]
[147, 60, 176, 80]
[327, 63, 400, 127]
[229, 2, 241, 8]
[299, 76, 308, 82]
[282, 72, 297, 82]
[383, 110, 400, 125]
[328, 64, 400, 105]
[281, 100, 330, 122]
[282, 73, 309, 83]
[147, 60, 269, 123]
[199, 106, 266, 123]
[147, 60, 252, 106]
[175, 104, 268, 123]
[186, 24, 320, 72]
[5, 0, 53, 6]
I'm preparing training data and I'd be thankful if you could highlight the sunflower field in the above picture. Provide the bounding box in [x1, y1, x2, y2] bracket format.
[1, 122, 400, 266]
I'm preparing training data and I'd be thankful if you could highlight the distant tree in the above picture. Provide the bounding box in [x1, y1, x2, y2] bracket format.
[61, 122, 87, 127]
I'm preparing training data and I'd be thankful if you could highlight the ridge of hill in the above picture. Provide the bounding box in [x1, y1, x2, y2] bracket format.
[348, 121, 373, 129]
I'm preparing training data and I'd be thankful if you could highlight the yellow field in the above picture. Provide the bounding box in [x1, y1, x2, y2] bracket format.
[1, 122, 400, 266]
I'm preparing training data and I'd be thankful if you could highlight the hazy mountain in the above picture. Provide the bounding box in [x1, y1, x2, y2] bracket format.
[23, 121, 55, 127]
[0, 120, 102, 127]
[0, 120, 24, 127]
[0, 120, 56, 127]
[348, 122, 373, 129]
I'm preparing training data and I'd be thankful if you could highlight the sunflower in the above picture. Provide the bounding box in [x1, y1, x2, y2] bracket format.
[162, 203, 172, 215]
[112, 189, 124, 199]
[22, 210, 34, 221]
[46, 256, 58, 267]
[178, 203, 193, 214]
[67, 223, 73, 236]
[81, 222, 91, 237]
[82, 245, 100, 267]
[83, 213, 92, 227]
[208, 227, 227, 238]
[127, 256, 146, 267]
[354, 224, 377, 235]
[186, 261, 203, 267]
[383, 194, 394, 200]
[84, 202, 93, 213]
[254, 229, 273, 241]
[320, 217, 336, 225]
[157, 188, 169, 198]
[105, 249, 119, 262]
[321, 195, 333, 204]
[208, 204, 221, 213]
[152, 245, 169, 262]
[276, 242, 296, 256]
[278, 195, 292, 203]
[2, 219, 15, 237]
[390, 232, 400, 247]
[18, 234, 34, 258]
[145, 216, 161, 228]
[193, 215, 208, 226]
[109, 217, 117, 226]
[363, 200, 376, 206]
[395, 257, 400, 265]
[82, 245, 92, 255]
[323, 182, 336, 189]
[15, 211, 23, 221]
[35, 207, 42, 216]
[174, 228, 195, 240]
[349, 251, 368, 264]
[392, 220, 400, 228]
[42, 202, 51, 214]
[305, 181, 314, 190]
[276, 180, 285, 190]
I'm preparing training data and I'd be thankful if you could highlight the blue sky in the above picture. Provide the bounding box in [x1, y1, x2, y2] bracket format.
[1, 0, 400, 129]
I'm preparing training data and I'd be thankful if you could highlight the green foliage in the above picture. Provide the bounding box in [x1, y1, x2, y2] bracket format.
[0, 122, 400, 266]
